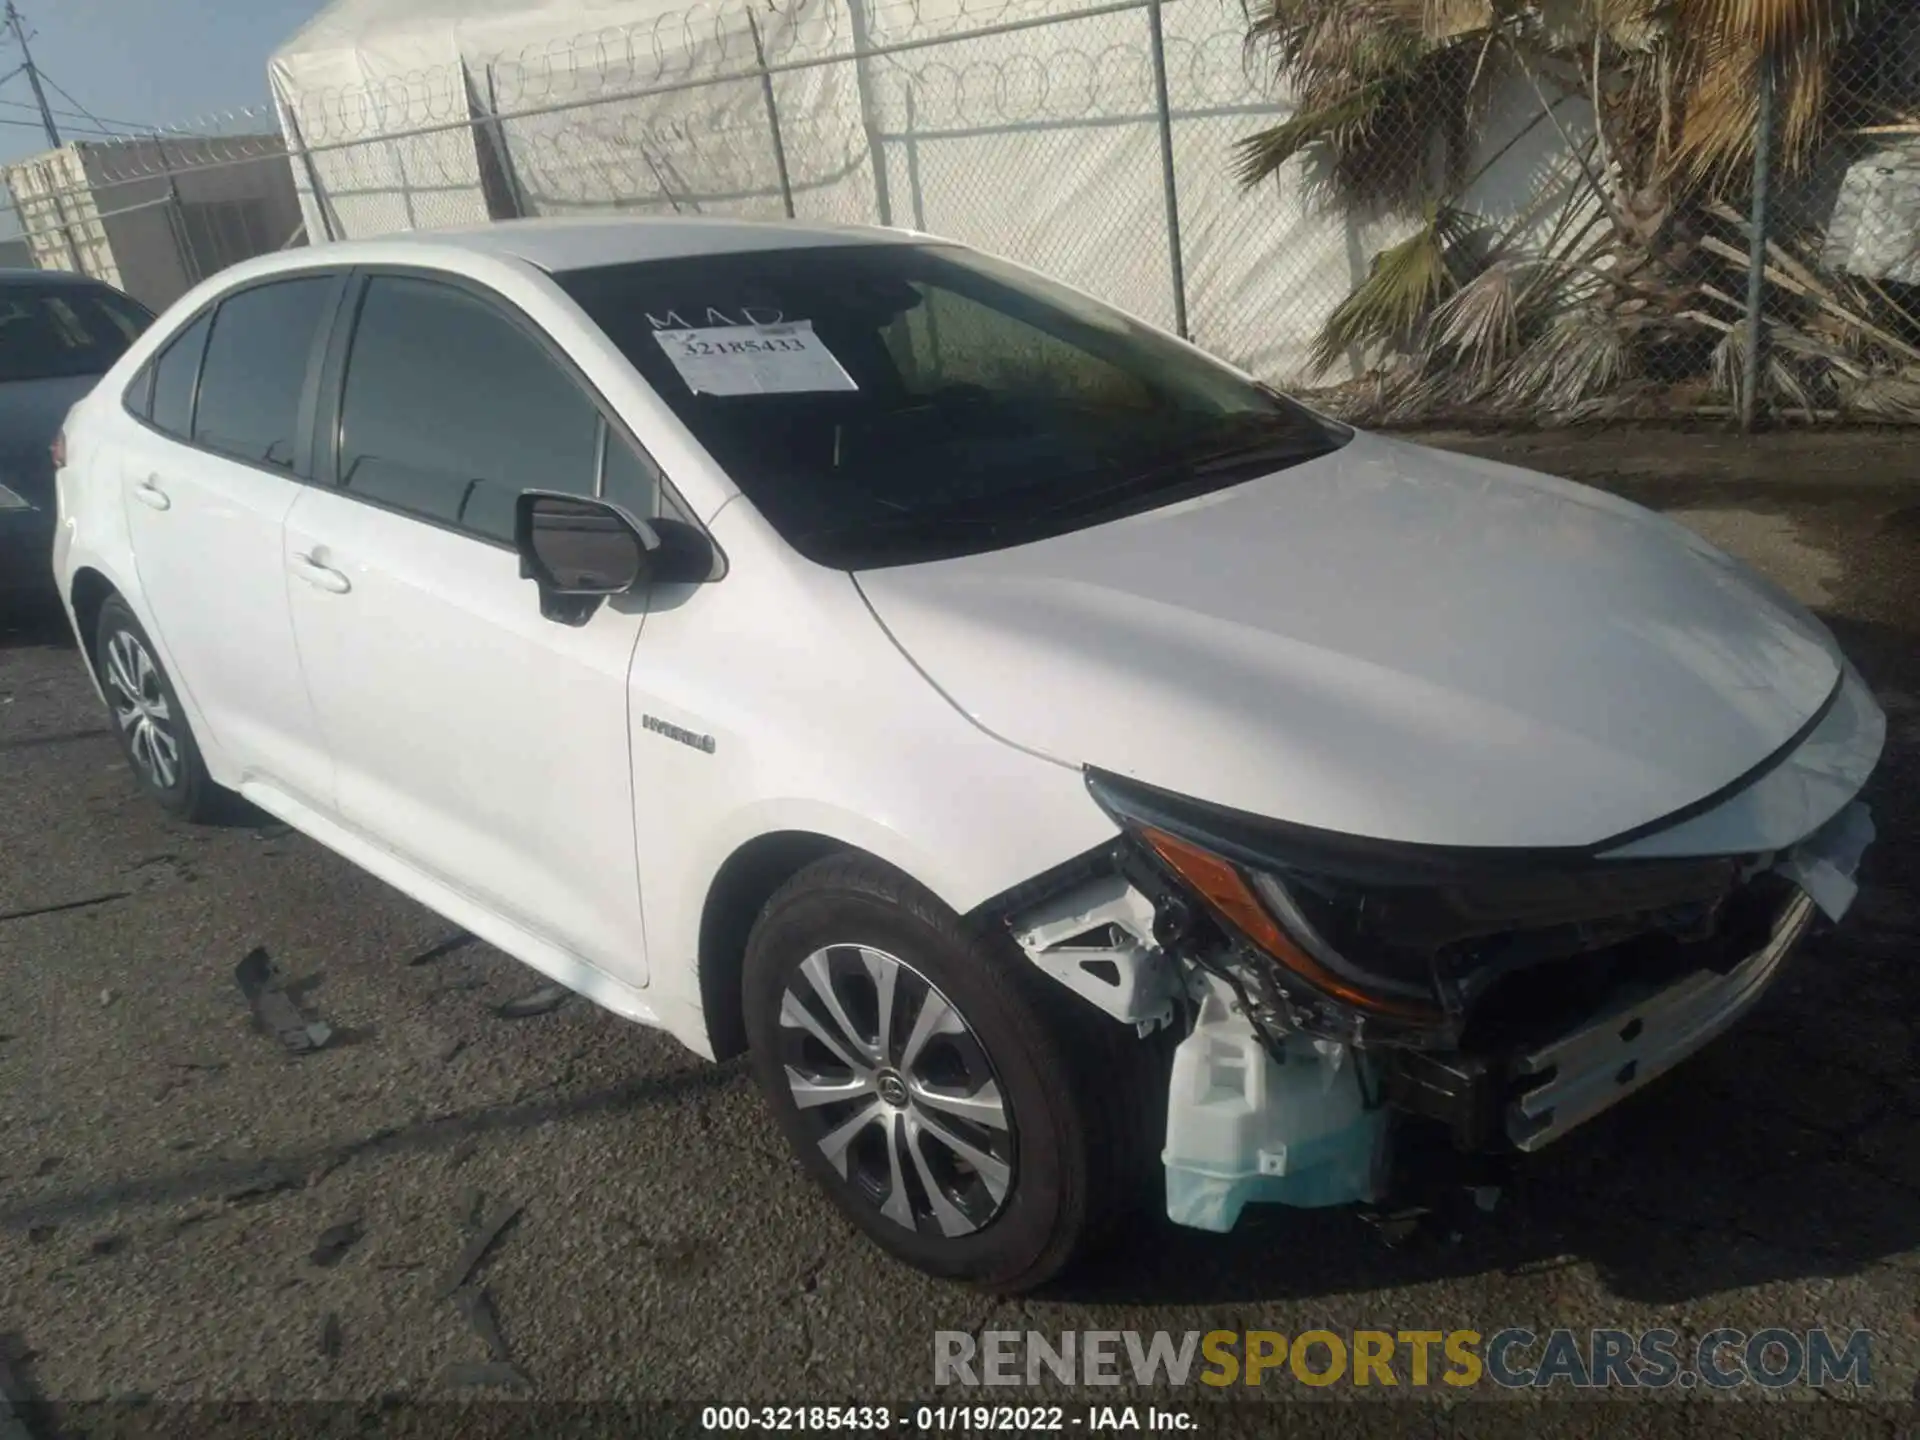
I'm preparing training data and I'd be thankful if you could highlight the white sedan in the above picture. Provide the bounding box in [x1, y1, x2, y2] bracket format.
[50, 217, 1883, 1290]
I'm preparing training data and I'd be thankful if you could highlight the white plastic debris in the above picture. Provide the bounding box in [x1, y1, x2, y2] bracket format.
[1776, 801, 1875, 922]
[1012, 873, 1178, 1031]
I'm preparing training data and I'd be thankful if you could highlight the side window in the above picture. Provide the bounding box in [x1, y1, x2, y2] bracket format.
[600, 426, 664, 521]
[126, 364, 154, 421]
[337, 276, 600, 544]
[194, 277, 336, 471]
[147, 312, 211, 440]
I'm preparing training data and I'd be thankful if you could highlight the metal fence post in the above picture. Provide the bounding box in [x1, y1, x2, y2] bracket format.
[1146, 0, 1187, 339]
[748, 11, 796, 219]
[1741, 50, 1775, 433]
[845, 0, 893, 226]
[903, 85, 927, 229]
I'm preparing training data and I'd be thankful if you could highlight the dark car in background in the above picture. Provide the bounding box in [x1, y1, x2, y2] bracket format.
[0, 271, 153, 602]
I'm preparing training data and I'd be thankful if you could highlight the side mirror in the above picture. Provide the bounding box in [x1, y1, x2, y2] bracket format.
[514, 491, 714, 626]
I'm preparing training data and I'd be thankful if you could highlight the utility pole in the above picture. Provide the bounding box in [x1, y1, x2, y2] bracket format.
[6, 3, 60, 148]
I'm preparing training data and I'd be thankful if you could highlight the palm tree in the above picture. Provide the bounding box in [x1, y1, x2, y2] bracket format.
[1237, 0, 1919, 419]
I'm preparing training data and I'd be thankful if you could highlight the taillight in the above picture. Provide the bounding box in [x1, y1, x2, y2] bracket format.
[50, 429, 66, 470]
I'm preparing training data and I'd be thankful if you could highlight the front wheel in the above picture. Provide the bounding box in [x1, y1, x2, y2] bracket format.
[742, 854, 1169, 1292]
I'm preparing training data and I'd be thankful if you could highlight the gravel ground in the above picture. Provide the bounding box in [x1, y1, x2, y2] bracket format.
[1, 426, 1917, 1430]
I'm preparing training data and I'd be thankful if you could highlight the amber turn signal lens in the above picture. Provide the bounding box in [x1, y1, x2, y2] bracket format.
[1140, 826, 1296, 960]
[1138, 825, 1438, 1019]
[50, 430, 66, 470]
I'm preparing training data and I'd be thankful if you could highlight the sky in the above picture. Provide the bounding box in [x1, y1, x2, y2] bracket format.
[0, 0, 323, 166]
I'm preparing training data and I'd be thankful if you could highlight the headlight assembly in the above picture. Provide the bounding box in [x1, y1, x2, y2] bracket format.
[1134, 822, 1447, 1022]
[1087, 768, 1741, 1037]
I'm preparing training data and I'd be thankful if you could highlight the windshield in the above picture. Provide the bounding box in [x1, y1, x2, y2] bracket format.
[0, 281, 152, 384]
[556, 244, 1346, 568]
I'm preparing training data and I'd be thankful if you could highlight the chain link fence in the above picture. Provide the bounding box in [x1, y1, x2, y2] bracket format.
[1760, 7, 1920, 422]
[0, 0, 1915, 426]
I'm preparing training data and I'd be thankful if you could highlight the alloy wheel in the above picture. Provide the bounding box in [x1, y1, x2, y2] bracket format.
[103, 628, 180, 792]
[778, 944, 1016, 1238]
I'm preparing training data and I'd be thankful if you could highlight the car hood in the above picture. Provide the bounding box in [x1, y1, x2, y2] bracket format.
[854, 431, 1845, 850]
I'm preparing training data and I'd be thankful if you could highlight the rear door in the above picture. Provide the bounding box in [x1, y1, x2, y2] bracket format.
[119, 273, 343, 808]
[282, 270, 652, 986]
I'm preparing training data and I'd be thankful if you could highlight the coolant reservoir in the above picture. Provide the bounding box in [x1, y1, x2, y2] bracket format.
[1162, 979, 1387, 1232]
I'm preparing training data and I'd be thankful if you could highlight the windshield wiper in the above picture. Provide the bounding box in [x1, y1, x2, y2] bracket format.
[1187, 435, 1333, 477]
[794, 510, 1007, 548]
[1015, 429, 1335, 527]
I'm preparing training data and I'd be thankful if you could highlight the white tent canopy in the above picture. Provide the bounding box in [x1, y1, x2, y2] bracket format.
[269, 0, 1578, 381]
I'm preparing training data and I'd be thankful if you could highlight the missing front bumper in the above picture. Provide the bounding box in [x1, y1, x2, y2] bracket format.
[996, 802, 1871, 1233]
[1157, 888, 1819, 1231]
[1506, 889, 1815, 1151]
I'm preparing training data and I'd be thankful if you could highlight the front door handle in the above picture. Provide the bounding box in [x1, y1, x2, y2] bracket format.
[291, 552, 351, 595]
[132, 477, 170, 511]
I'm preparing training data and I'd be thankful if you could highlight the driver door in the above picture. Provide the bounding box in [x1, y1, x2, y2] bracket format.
[282, 271, 660, 986]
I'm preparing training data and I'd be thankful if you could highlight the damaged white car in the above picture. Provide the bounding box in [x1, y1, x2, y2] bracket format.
[53, 218, 1883, 1292]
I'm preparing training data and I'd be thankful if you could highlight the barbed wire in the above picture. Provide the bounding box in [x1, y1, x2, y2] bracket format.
[3, 0, 1912, 423]
[26, 0, 1238, 193]
[49, 0, 1123, 188]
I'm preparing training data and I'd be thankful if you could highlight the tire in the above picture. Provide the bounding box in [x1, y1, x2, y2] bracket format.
[743, 853, 1172, 1292]
[94, 595, 226, 822]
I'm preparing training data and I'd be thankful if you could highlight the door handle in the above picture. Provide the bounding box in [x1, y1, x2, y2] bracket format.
[132, 477, 170, 511]
[291, 552, 351, 595]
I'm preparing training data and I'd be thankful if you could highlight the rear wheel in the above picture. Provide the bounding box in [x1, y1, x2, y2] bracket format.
[94, 595, 225, 822]
[742, 853, 1170, 1292]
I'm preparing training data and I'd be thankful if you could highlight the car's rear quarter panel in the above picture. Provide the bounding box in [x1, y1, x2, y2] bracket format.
[56, 394, 240, 784]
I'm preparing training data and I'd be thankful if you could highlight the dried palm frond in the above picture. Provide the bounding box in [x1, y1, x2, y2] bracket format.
[1708, 323, 1822, 419]
[1374, 358, 1458, 421]
[1554, 377, 1671, 420]
[1244, 0, 1912, 424]
[1307, 206, 1480, 374]
[1671, 0, 1881, 186]
[1245, 0, 1426, 88]
[1394, 0, 1498, 42]
[1593, 0, 1672, 54]
[1836, 368, 1920, 421]
[1431, 260, 1527, 383]
[1770, 321, 1868, 383]
[1493, 304, 1636, 413]
[1232, 86, 1391, 187]
[1239, 0, 1503, 207]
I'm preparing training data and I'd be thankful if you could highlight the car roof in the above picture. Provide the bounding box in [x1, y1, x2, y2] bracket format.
[340, 216, 926, 273]
[0, 267, 125, 289]
[172, 215, 941, 305]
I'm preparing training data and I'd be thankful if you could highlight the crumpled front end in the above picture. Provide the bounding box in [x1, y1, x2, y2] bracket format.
[985, 668, 1884, 1235]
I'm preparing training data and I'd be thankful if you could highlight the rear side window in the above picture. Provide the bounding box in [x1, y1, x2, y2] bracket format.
[336, 276, 600, 543]
[193, 278, 335, 471]
[148, 312, 211, 440]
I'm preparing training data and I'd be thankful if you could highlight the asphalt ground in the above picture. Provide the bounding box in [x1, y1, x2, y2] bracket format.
[1, 426, 1917, 1432]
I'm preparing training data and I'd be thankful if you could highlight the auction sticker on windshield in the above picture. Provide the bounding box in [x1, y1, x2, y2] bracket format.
[653, 320, 857, 396]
